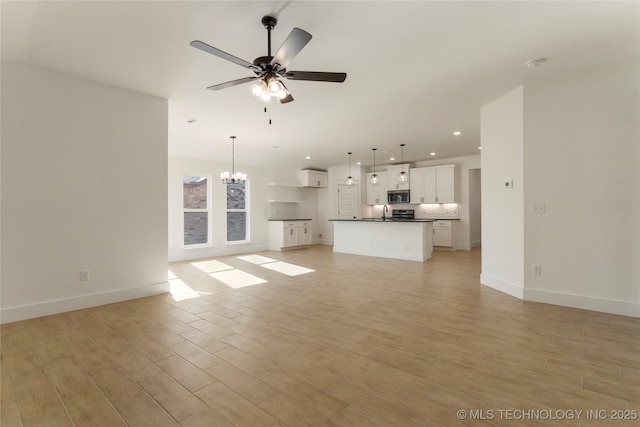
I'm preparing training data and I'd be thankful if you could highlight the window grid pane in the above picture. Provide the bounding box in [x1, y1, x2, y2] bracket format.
[184, 212, 208, 245]
[226, 183, 245, 209]
[226, 212, 247, 241]
[183, 176, 208, 209]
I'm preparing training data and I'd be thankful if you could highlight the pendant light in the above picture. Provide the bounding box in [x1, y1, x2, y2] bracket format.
[220, 136, 247, 184]
[397, 143, 408, 184]
[345, 152, 354, 186]
[369, 148, 379, 186]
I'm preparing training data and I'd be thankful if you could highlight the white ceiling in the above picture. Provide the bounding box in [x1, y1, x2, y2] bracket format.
[2, 1, 638, 171]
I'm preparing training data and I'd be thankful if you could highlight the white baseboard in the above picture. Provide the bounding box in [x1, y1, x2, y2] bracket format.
[480, 274, 524, 299]
[169, 244, 270, 262]
[0, 282, 170, 324]
[525, 287, 640, 318]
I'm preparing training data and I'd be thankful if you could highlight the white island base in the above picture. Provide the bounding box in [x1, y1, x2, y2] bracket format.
[331, 220, 433, 262]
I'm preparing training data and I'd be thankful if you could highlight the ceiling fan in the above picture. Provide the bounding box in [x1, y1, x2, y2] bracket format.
[190, 15, 347, 104]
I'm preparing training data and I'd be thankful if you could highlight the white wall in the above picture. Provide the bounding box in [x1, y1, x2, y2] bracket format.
[480, 87, 525, 298]
[168, 156, 320, 261]
[468, 168, 482, 247]
[523, 60, 639, 316]
[1, 61, 169, 323]
[480, 60, 639, 317]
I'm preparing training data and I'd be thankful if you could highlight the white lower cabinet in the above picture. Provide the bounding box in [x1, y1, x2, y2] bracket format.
[432, 220, 458, 249]
[269, 220, 312, 250]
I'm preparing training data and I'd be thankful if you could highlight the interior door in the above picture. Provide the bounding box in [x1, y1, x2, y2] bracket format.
[338, 184, 359, 219]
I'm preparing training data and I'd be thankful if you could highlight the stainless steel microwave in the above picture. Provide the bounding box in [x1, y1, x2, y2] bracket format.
[387, 190, 410, 204]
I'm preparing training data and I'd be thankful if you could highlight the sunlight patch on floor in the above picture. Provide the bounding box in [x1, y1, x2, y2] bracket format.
[191, 260, 234, 273]
[259, 261, 315, 277]
[210, 269, 267, 289]
[236, 254, 277, 265]
[168, 270, 204, 301]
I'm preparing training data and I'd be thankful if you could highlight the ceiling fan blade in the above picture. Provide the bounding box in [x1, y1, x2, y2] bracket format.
[270, 28, 312, 70]
[284, 71, 347, 83]
[191, 40, 260, 72]
[207, 76, 259, 91]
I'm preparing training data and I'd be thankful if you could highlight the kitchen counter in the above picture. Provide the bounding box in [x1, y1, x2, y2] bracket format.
[268, 218, 312, 221]
[330, 218, 433, 222]
[330, 219, 433, 262]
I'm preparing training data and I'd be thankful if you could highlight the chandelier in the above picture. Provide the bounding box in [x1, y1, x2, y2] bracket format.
[220, 136, 247, 184]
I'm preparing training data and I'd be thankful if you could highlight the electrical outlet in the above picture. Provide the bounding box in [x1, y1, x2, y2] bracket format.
[532, 203, 545, 214]
[532, 265, 542, 275]
[80, 270, 90, 281]
[504, 180, 514, 188]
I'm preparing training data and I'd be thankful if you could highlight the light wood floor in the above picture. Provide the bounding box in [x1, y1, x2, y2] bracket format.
[1, 246, 638, 426]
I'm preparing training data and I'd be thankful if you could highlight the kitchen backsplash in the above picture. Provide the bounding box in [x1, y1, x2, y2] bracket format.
[268, 201, 300, 219]
[415, 203, 459, 219]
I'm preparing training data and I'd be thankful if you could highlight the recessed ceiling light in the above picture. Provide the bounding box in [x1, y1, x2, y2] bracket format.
[305, 156, 311, 160]
[186, 119, 197, 124]
[356, 161, 362, 165]
[526, 57, 547, 69]
[430, 152, 436, 156]
[389, 157, 395, 161]
[453, 131, 462, 136]
[478, 146, 482, 150]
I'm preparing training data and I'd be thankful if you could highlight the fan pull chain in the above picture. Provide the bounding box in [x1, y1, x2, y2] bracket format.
[264, 107, 272, 125]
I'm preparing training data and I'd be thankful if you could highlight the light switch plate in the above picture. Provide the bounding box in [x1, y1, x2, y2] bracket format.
[532, 204, 546, 214]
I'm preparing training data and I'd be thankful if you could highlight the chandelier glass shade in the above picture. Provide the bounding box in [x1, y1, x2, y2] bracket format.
[345, 152, 354, 186]
[369, 148, 379, 186]
[220, 136, 247, 184]
[397, 143, 408, 184]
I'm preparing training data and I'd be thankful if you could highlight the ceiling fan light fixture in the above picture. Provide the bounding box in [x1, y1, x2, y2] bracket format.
[267, 76, 284, 94]
[250, 79, 266, 96]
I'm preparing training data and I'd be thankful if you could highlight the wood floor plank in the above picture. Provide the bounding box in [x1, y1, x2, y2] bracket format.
[195, 382, 279, 427]
[1, 246, 637, 426]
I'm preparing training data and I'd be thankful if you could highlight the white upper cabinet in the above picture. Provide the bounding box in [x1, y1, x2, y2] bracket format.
[435, 165, 455, 203]
[366, 171, 388, 205]
[386, 164, 411, 191]
[410, 165, 456, 203]
[298, 170, 328, 188]
[410, 167, 436, 203]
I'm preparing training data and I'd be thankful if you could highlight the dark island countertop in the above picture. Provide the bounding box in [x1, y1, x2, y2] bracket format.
[329, 218, 433, 222]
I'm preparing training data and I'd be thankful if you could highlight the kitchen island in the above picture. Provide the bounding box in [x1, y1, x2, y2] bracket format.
[330, 219, 433, 262]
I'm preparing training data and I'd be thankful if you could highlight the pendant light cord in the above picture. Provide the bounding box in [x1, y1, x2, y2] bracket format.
[231, 136, 236, 176]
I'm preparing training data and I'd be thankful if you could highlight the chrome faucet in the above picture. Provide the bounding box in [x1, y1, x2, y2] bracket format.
[382, 204, 389, 221]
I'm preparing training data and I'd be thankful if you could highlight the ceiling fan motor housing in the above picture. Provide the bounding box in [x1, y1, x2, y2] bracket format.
[261, 16, 277, 30]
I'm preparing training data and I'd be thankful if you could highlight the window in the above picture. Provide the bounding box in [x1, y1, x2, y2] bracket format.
[226, 182, 248, 242]
[183, 175, 210, 246]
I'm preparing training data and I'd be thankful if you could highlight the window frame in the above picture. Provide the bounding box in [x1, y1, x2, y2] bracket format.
[225, 180, 250, 245]
[182, 174, 212, 248]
